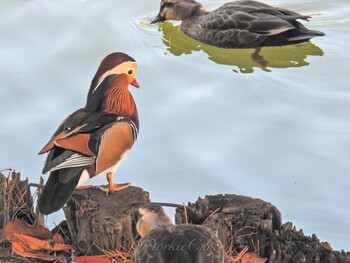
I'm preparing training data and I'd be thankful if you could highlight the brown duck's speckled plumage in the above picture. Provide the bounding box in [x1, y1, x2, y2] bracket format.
[153, 0, 324, 48]
[133, 224, 230, 263]
[133, 203, 229, 263]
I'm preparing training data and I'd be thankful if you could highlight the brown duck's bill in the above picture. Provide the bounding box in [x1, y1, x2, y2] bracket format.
[151, 14, 166, 24]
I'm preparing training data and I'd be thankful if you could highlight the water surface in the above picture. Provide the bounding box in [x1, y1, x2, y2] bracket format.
[0, 0, 349, 251]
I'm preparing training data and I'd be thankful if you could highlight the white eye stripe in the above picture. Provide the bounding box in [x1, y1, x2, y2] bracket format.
[92, 61, 137, 93]
[93, 69, 114, 93]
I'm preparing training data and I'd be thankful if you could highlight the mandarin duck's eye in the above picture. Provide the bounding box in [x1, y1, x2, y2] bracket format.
[128, 70, 133, 75]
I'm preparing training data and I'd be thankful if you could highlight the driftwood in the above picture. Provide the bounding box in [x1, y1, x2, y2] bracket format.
[63, 186, 149, 256]
[175, 194, 350, 263]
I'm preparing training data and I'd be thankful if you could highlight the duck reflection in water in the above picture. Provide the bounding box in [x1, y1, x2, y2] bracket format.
[156, 21, 324, 73]
[132, 203, 229, 263]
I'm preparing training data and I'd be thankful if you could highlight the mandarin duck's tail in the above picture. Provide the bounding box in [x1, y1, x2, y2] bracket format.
[38, 167, 85, 215]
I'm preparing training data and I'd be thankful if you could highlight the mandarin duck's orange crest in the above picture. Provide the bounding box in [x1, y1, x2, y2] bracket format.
[38, 52, 140, 215]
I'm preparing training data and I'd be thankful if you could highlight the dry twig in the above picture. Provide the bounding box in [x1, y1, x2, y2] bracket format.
[203, 207, 221, 224]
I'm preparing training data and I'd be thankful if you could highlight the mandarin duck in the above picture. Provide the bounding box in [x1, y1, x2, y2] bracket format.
[38, 52, 140, 215]
[152, 0, 324, 48]
[132, 203, 229, 263]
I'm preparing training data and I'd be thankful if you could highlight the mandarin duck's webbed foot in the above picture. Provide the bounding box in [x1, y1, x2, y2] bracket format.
[97, 172, 131, 194]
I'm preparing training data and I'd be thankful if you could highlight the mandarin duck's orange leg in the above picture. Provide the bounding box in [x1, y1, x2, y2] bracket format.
[98, 172, 130, 194]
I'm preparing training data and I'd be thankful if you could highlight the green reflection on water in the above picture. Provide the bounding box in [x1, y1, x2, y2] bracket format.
[159, 21, 324, 73]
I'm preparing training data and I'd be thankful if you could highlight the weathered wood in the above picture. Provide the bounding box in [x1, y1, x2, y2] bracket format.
[63, 186, 149, 255]
[0, 170, 45, 261]
[0, 170, 44, 229]
[175, 194, 350, 263]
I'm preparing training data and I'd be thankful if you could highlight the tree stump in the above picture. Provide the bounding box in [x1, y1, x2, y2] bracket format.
[175, 194, 350, 263]
[0, 170, 44, 229]
[0, 170, 44, 262]
[63, 186, 149, 255]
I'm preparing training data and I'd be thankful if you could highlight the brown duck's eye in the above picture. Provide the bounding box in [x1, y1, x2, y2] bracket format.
[128, 70, 133, 75]
[162, 1, 173, 8]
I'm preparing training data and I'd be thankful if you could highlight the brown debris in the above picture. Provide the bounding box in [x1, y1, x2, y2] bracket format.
[4, 219, 72, 261]
[98, 243, 135, 263]
[4, 220, 51, 241]
[241, 252, 267, 263]
[11, 241, 62, 262]
[73, 255, 113, 263]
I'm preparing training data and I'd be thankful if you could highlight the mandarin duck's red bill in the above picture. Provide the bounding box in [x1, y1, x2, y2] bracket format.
[38, 52, 140, 215]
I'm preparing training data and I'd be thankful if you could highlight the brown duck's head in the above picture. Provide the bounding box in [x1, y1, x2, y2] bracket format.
[136, 203, 173, 238]
[151, 0, 205, 23]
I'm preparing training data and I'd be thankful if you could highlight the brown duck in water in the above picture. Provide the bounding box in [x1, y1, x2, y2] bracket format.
[152, 0, 324, 48]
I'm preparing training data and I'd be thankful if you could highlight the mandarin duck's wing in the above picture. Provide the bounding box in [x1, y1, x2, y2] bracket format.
[39, 109, 93, 156]
[38, 109, 101, 215]
[40, 111, 133, 174]
[40, 109, 95, 174]
[38, 112, 135, 215]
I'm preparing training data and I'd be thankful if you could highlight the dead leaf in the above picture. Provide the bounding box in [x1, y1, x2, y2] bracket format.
[73, 256, 113, 263]
[241, 252, 267, 263]
[12, 241, 60, 262]
[53, 232, 65, 244]
[5, 219, 72, 261]
[5, 219, 51, 241]
[15, 233, 73, 251]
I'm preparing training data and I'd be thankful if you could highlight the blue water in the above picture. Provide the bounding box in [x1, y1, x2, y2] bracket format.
[0, 0, 349, 251]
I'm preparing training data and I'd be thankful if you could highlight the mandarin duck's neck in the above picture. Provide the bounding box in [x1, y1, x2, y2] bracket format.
[102, 77, 133, 113]
[85, 75, 139, 128]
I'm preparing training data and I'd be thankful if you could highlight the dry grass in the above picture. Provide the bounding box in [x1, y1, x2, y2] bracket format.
[97, 243, 136, 263]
